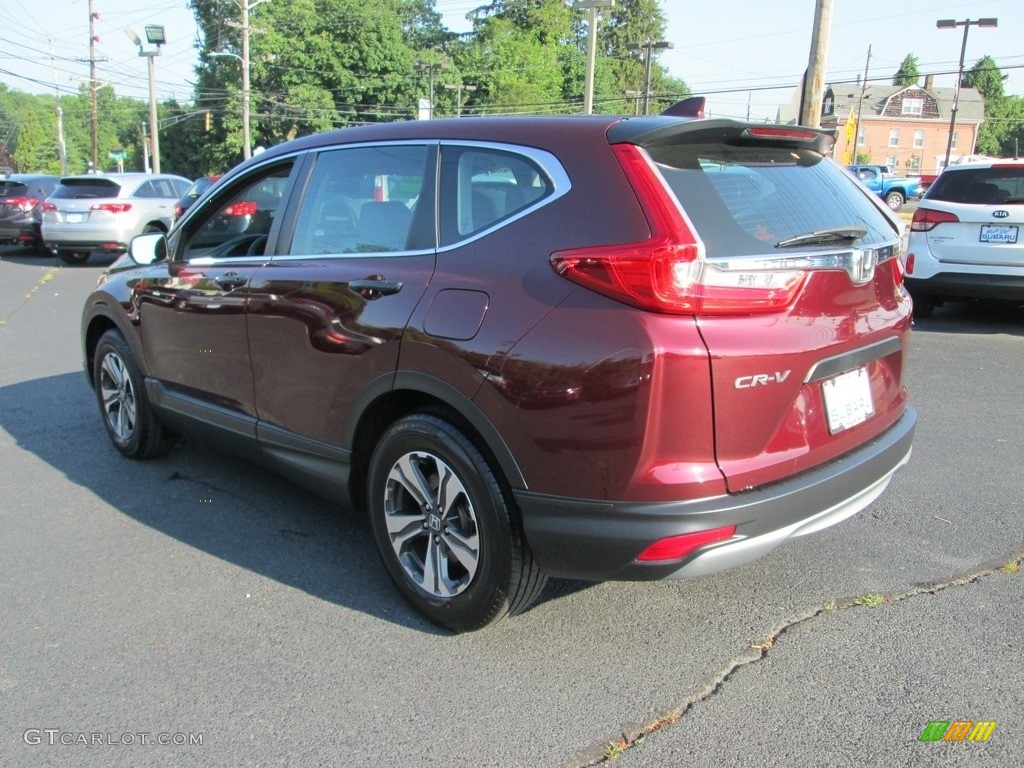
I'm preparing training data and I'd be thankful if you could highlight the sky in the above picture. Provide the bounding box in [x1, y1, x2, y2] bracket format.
[1, 0, 1020, 122]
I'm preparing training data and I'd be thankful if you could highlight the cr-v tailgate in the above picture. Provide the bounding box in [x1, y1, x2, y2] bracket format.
[612, 119, 913, 492]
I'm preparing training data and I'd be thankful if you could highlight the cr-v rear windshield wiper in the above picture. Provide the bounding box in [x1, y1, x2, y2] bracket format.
[776, 225, 868, 249]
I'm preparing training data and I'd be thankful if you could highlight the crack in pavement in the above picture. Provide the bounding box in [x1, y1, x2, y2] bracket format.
[0, 267, 60, 327]
[566, 545, 1024, 767]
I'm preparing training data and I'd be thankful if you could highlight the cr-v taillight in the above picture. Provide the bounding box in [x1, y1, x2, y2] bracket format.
[550, 143, 806, 316]
[2, 196, 40, 212]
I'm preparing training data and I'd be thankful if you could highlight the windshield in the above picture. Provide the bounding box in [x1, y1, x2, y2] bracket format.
[645, 144, 897, 258]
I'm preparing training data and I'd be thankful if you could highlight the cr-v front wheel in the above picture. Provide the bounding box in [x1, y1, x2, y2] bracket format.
[93, 329, 173, 459]
[367, 413, 546, 632]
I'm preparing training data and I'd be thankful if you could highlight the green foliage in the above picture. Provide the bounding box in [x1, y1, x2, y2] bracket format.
[964, 57, 1024, 159]
[963, 55, 1006, 102]
[2, 0, 699, 176]
[892, 54, 920, 86]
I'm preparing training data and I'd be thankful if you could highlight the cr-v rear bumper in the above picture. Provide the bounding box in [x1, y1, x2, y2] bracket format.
[515, 407, 916, 581]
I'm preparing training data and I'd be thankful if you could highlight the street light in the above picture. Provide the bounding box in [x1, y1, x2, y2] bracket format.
[936, 17, 997, 169]
[443, 83, 477, 117]
[626, 40, 673, 115]
[574, 0, 615, 115]
[126, 25, 165, 173]
[416, 59, 450, 119]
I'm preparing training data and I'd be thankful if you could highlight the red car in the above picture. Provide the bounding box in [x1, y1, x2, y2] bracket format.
[81, 109, 915, 631]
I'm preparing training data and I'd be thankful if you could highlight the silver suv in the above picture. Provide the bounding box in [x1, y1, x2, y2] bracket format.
[42, 173, 190, 264]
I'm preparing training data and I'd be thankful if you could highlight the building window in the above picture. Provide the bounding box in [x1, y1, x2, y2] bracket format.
[913, 130, 924, 149]
[888, 129, 900, 148]
[857, 126, 865, 147]
[951, 131, 958, 149]
[886, 156, 898, 170]
[902, 98, 923, 116]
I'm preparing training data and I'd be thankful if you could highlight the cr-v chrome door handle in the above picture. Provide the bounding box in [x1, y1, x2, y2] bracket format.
[349, 277, 403, 299]
[213, 272, 247, 290]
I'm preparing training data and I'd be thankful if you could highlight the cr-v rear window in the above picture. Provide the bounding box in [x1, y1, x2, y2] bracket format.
[645, 144, 897, 257]
[926, 168, 1024, 205]
[51, 179, 123, 199]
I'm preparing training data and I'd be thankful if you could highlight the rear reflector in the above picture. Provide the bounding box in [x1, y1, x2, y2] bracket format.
[905, 253, 916, 275]
[636, 525, 737, 562]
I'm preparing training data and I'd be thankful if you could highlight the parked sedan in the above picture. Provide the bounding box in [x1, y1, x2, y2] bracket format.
[0, 173, 60, 253]
[42, 173, 191, 264]
[81, 109, 915, 632]
[905, 158, 1024, 317]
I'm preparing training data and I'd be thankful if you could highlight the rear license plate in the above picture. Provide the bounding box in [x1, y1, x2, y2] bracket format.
[980, 224, 1018, 244]
[822, 367, 874, 434]
[65, 212, 84, 223]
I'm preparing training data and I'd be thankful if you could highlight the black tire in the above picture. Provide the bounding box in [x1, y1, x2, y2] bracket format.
[59, 250, 91, 265]
[885, 190, 905, 211]
[92, 329, 173, 459]
[912, 296, 935, 319]
[367, 414, 547, 632]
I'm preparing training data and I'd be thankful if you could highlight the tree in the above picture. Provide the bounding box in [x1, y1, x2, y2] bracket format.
[963, 56, 1024, 158]
[963, 55, 1006, 102]
[892, 54, 920, 86]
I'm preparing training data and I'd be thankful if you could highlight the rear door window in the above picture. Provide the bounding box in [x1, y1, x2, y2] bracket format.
[645, 144, 897, 257]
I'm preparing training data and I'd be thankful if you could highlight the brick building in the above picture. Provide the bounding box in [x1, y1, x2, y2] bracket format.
[780, 75, 986, 177]
[826, 75, 985, 176]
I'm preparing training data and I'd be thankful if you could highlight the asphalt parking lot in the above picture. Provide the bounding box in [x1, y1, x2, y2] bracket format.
[1, 245, 1021, 767]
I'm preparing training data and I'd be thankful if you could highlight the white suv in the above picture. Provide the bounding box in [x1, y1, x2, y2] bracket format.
[905, 159, 1024, 317]
[42, 173, 191, 265]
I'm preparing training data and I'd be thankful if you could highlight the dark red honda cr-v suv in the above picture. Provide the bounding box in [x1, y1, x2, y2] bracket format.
[81, 108, 915, 631]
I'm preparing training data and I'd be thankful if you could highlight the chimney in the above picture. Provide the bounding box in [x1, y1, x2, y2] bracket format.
[924, 74, 934, 91]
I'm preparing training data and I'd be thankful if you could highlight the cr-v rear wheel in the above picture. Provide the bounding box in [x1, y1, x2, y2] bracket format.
[367, 413, 546, 632]
[93, 329, 173, 459]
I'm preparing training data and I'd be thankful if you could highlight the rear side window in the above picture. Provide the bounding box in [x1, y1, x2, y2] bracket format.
[645, 144, 897, 257]
[51, 179, 122, 199]
[439, 146, 553, 246]
[927, 168, 1024, 205]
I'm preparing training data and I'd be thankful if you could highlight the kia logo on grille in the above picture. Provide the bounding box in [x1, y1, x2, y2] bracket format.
[993, 210, 1010, 218]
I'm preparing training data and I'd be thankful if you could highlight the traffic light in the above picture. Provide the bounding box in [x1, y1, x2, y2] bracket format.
[205, 110, 211, 131]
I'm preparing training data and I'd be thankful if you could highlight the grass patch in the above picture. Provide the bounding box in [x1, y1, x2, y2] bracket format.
[854, 593, 886, 607]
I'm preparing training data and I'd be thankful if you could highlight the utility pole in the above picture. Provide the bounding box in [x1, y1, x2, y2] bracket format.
[799, 0, 834, 127]
[574, 1, 615, 115]
[851, 45, 871, 164]
[88, 0, 99, 171]
[227, 0, 268, 161]
[49, 40, 67, 175]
